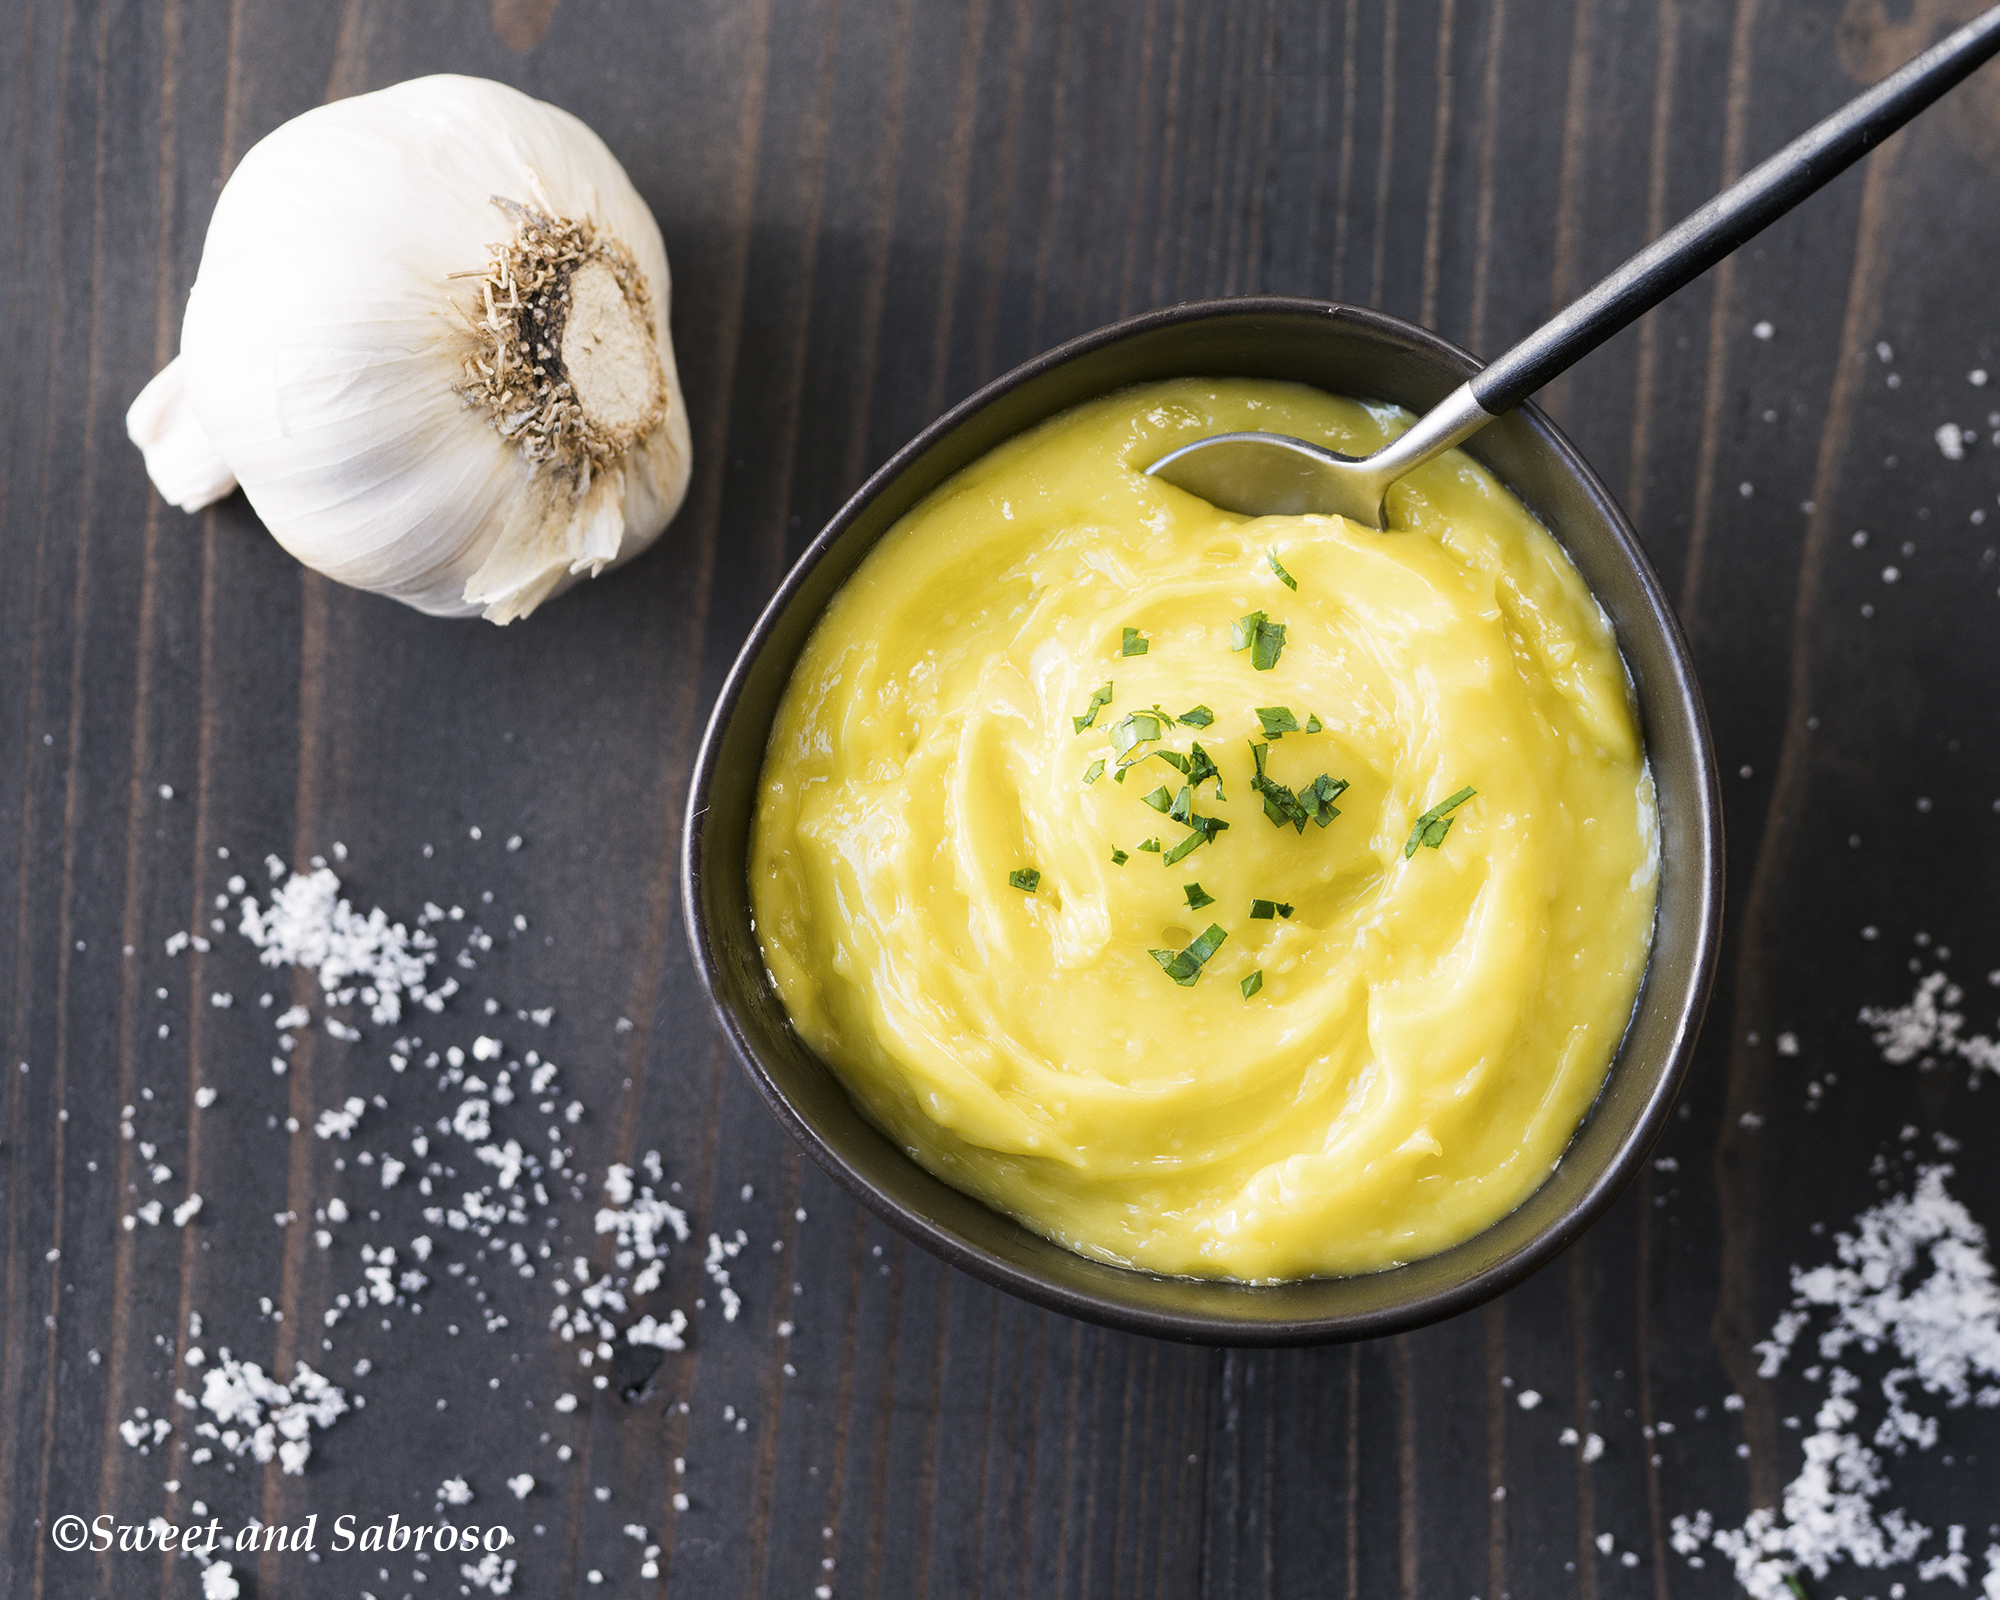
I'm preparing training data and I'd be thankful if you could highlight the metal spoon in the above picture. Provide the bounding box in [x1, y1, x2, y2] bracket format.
[1148, 5, 2000, 527]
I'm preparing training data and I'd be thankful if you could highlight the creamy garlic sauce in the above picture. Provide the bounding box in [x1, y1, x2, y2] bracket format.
[751, 378, 1657, 1281]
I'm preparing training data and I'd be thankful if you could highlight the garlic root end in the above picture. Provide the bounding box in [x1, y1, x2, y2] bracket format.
[126, 357, 239, 512]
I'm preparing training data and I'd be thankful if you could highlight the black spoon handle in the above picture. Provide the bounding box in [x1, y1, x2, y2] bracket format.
[1470, 5, 2000, 416]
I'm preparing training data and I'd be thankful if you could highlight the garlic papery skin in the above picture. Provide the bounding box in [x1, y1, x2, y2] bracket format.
[126, 75, 691, 623]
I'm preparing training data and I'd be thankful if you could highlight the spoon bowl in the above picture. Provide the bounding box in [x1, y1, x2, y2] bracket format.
[1145, 384, 1490, 526]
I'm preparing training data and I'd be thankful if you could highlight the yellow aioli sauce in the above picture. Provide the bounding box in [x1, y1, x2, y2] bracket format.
[750, 378, 1657, 1281]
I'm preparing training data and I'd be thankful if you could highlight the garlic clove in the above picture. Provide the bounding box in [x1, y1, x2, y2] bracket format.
[126, 357, 239, 512]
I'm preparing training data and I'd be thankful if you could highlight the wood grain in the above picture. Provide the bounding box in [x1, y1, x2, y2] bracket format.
[4, 1, 2000, 1595]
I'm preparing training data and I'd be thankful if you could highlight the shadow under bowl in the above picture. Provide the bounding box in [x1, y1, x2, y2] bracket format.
[682, 297, 1723, 1346]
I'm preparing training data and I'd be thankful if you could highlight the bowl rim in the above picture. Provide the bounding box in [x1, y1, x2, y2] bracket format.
[682, 294, 1722, 1345]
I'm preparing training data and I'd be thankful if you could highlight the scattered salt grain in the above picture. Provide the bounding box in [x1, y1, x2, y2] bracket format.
[1517, 1389, 1542, 1410]
[462, 1553, 517, 1593]
[627, 1311, 688, 1351]
[438, 1476, 474, 1506]
[315, 1097, 366, 1140]
[238, 864, 437, 1025]
[1861, 970, 2000, 1081]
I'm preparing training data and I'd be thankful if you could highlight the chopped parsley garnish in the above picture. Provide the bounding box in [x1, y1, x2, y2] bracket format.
[1404, 786, 1477, 857]
[1072, 682, 1114, 733]
[1149, 923, 1227, 987]
[1240, 970, 1264, 1000]
[1162, 813, 1229, 866]
[1081, 758, 1106, 787]
[1187, 741, 1221, 796]
[1183, 882, 1215, 910]
[1180, 705, 1215, 728]
[1268, 551, 1297, 590]
[1114, 767, 1127, 784]
[1305, 714, 1322, 734]
[1253, 619, 1287, 671]
[1111, 848, 1129, 865]
[1301, 772, 1348, 828]
[1141, 785, 1175, 813]
[1167, 784, 1194, 824]
[1110, 711, 1164, 766]
[1249, 742, 1346, 832]
[1248, 899, 1295, 920]
[1255, 705, 1299, 739]
[1250, 741, 1307, 830]
[1152, 750, 1190, 773]
[1121, 627, 1149, 656]
[1009, 868, 1041, 892]
[1138, 838, 1162, 853]
[1232, 611, 1287, 670]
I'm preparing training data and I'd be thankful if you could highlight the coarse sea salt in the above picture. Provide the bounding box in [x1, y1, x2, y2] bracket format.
[1860, 969, 2000, 1081]
[1672, 1165, 2000, 1599]
[175, 1355, 350, 1477]
[237, 865, 436, 1024]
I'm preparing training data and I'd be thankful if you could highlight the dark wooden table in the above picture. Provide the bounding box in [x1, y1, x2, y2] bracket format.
[7, 1, 2000, 1595]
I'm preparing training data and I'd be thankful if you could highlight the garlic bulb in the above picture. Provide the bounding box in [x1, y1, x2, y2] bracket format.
[127, 75, 691, 623]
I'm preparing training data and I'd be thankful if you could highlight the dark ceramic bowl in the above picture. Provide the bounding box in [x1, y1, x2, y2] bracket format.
[682, 297, 1722, 1345]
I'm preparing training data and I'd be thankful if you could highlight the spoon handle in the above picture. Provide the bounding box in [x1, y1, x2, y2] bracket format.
[1470, 4, 2000, 416]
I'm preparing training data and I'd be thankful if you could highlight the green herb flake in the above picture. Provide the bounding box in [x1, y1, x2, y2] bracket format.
[1008, 868, 1041, 893]
[1138, 838, 1162, 853]
[1305, 714, 1323, 734]
[1152, 750, 1190, 773]
[1229, 608, 1288, 669]
[1161, 813, 1229, 866]
[1255, 705, 1300, 739]
[1403, 786, 1477, 858]
[1249, 899, 1277, 920]
[1249, 740, 1308, 831]
[1241, 970, 1264, 1000]
[1183, 882, 1215, 911]
[1149, 923, 1228, 987]
[1111, 849, 1129, 865]
[1302, 772, 1349, 829]
[1114, 767, 1127, 784]
[1072, 682, 1114, 734]
[1783, 1577, 1808, 1600]
[1187, 741, 1221, 796]
[1180, 705, 1215, 728]
[1110, 711, 1164, 766]
[1141, 785, 1175, 814]
[1081, 758, 1106, 787]
[1121, 626, 1150, 656]
[1268, 550, 1298, 590]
